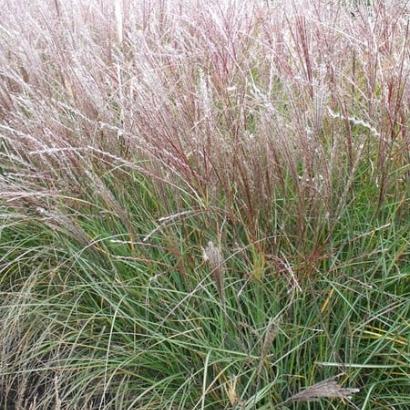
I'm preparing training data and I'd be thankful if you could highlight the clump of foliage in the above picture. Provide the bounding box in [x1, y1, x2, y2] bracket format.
[0, 0, 409, 408]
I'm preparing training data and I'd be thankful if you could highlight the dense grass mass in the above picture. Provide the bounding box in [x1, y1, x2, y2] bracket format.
[0, 0, 409, 408]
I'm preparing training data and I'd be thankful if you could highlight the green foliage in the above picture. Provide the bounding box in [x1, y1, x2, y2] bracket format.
[0, 0, 409, 408]
[1, 172, 409, 409]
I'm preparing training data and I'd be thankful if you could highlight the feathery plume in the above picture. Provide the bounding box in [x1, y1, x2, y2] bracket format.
[203, 241, 225, 303]
[287, 375, 360, 403]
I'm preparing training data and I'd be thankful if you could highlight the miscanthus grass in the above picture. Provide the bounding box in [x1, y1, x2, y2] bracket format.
[0, 0, 409, 409]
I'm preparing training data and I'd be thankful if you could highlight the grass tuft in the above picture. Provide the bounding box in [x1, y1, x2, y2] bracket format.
[0, 0, 409, 409]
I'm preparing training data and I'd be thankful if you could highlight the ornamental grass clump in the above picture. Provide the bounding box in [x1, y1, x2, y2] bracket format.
[0, 0, 409, 408]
